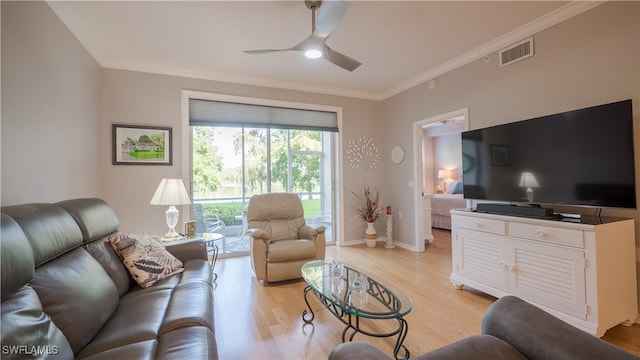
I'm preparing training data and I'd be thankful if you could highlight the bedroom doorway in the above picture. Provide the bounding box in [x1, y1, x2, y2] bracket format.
[412, 108, 469, 252]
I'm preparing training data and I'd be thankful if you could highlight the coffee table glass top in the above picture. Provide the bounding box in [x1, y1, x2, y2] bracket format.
[301, 260, 412, 319]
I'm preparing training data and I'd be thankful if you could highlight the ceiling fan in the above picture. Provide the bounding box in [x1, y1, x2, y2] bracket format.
[244, 0, 361, 72]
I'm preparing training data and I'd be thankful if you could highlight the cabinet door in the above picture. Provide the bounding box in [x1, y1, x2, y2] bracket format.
[454, 228, 509, 292]
[508, 239, 587, 319]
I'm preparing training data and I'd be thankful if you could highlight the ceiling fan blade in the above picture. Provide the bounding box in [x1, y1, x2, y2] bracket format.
[314, 0, 350, 38]
[325, 46, 361, 71]
[244, 49, 289, 55]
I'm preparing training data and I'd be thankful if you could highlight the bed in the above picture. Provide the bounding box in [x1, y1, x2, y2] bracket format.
[431, 182, 467, 230]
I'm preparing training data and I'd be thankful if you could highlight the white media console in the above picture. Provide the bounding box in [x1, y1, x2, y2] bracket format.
[450, 209, 638, 337]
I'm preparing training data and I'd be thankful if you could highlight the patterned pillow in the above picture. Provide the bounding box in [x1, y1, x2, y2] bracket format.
[108, 233, 184, 288]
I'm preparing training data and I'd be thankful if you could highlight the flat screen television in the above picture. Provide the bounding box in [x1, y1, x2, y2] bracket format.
[462, 99, 636, 210]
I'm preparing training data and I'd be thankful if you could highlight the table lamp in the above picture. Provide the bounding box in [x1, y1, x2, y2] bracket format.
[150, 178, 191, 239]
[437, 169, 454, 191]
[519, 172, 540, 203]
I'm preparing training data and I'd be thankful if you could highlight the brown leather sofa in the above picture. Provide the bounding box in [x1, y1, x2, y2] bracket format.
[247, 193, 326, 283]
[1, 198, 217, 359]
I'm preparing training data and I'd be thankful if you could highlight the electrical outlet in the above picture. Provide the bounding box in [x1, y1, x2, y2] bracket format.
[398, 211, 403, 220]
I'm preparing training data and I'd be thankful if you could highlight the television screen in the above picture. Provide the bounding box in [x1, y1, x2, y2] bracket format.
[462, 99, 636, 209]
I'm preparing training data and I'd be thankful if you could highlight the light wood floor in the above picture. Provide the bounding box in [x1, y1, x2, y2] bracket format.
[213, 229, 640, 359]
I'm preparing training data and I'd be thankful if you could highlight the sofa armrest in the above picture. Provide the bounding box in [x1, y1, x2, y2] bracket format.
[482, 296, 638, 360]
[164, 237, 207, 262]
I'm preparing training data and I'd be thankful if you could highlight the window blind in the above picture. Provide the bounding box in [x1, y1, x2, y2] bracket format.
[189, 98, 338, 132]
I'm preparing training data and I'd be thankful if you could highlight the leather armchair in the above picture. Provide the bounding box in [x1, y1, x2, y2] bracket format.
[247, 193, 326, 283]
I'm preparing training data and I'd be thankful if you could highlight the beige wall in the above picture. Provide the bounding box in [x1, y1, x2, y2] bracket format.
[1, 1, 102, 204]
[100, 69, 383, 237]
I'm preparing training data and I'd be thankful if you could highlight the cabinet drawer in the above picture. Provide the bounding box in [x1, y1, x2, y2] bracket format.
[455, 215, 506, 235]
[508, 222, 584, 248]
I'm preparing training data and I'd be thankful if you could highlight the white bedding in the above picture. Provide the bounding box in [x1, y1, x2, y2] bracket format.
[431, 193, 467, 230]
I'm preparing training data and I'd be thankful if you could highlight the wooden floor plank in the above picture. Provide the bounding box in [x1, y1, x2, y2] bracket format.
[213, 229, 640, 359]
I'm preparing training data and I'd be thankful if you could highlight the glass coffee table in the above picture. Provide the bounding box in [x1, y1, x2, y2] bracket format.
[301, 260, 412, 360]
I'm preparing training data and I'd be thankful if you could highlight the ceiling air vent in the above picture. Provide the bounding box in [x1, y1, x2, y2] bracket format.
[499, 37, 534, 67]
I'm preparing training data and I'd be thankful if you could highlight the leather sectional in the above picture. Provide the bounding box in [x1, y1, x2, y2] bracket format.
[1, 198, 217, 359]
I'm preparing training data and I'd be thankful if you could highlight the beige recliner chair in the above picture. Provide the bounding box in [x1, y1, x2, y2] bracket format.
[247, 193, 326, 283]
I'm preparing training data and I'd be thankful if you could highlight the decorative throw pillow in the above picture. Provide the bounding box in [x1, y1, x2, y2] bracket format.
[108, 233, 184, 288]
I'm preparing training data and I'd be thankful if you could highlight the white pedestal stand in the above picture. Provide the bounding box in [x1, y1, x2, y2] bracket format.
[384, 214, 395, 248]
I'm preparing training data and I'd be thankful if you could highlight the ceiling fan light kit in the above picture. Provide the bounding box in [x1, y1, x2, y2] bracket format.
[244, 0, 361, 71]
[304, 49, 323, 59]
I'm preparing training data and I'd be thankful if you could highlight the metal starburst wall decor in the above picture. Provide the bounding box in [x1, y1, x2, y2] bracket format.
[346, 136, 380, 171]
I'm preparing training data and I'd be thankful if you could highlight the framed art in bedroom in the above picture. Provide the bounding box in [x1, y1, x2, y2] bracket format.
[112, 124, 172, 165]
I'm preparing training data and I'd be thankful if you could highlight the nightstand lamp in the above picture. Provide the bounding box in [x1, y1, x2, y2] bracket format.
[150, 178, 191, 239]
[519, 172, 540, 203]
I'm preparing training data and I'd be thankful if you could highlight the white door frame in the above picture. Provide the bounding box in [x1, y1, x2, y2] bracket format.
[412, 108, 469, 251]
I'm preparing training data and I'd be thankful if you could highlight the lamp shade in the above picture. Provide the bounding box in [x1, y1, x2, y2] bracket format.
[519, 172, 540, 188]
[150, 179, 191, 206]
[438, 169, 453, 179]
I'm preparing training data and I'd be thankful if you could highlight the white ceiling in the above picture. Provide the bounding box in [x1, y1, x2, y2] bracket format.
[47, 1, 602, 100]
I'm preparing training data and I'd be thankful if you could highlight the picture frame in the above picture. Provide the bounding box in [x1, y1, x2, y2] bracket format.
[112, 124, 172, 165]
[184, 220, 197, 238]
[490, 145, 510, 166]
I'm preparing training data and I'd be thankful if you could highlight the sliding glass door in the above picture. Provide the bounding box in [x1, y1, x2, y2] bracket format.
[191, 125, 335, 257]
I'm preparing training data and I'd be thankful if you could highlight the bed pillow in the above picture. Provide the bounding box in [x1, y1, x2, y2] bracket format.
[108, 233, 184, 288]
[446, 181, 458, 194]
[453, 181, 464, 194]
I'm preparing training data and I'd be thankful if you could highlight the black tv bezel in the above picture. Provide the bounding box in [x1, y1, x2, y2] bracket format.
[461, 99, 637, 210]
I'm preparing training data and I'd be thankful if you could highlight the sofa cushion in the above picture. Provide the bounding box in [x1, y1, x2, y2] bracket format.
[83, 239, 132, 297]
[1, 204, 83, 267]
[416, 335, 526, 360]
[76, 340, 157, 360]
[1, 214, 74, 359]
[161, 282, 214, 333]
[56, 198, 119, 243]
[56, 198, 132, 296]
[1, 286, 74, 360]
[30, 247, 120, 354]
[1, 214, 34, 299]
[108, 233, 184, 288]
[156, 326, 217, 359]
[75, 288, 172, 358]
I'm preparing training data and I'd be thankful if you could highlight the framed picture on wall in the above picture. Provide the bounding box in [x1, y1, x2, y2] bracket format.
[490, 145, 510, 166]
[112, 124, 172, 165]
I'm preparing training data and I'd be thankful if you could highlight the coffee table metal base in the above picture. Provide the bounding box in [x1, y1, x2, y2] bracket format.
[302, 285, 409, 360]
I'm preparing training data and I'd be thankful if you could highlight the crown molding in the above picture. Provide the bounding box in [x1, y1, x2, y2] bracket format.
[101, 59, 382, 101]
[380, 1, 605, 100]
[48, 0, 604, 102]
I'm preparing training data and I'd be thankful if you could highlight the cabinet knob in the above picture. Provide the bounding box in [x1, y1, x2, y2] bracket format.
[535, 230, 547, 239]
[499, 261, 507, 268]
[473, 221, 481, 228]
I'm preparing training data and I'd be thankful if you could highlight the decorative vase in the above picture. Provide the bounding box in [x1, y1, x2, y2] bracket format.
[365, 221, 377, 247]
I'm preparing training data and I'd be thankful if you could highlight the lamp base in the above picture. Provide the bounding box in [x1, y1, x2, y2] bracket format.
[164, 205, 181, 239]
[163, 231, 181, 239]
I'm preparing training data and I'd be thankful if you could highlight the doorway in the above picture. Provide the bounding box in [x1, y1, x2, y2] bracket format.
[412, 108, 469, 252]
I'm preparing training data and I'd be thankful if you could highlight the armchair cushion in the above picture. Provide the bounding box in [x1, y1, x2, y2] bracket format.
[268, 239, 317, 262]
